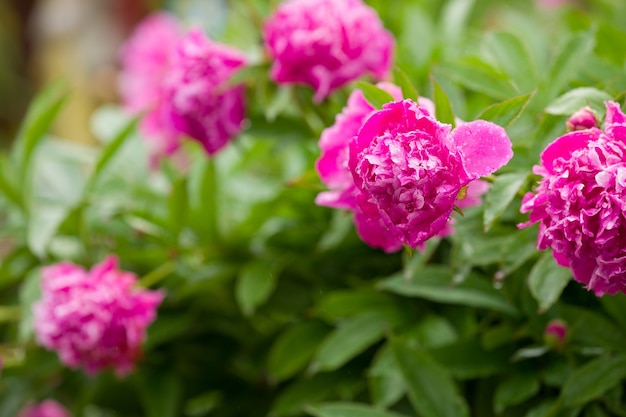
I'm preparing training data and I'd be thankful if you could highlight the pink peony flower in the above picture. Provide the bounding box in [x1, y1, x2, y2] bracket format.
[544, 319, 568, 351]
[263, 0, 394, 102]
[566, 107, 598, 132]
[17, 400, 70, 417]
[316, 88, 495, 252]
[33, 256, 164, 376]
[520, 101, 626, 296]
[349, 99, 512, 249]
[165, 29, 247, 155]
[118, 12, 183, 155]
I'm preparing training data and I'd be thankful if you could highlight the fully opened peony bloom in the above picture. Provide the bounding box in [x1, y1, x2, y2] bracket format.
[165, 29, 247, 155]
[263, 0, 394, 102]
[33, 256, 164, 376]
[520, 101, 626, 296]
[316, 86, 491, 252]
[119, 15, 247, 156]
[118, 12, 183, 155]
[18, 400, 70, 417]
[349, 99, 512, 249]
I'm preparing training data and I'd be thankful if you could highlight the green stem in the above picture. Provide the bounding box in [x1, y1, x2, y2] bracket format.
[139, 262, 175, 288]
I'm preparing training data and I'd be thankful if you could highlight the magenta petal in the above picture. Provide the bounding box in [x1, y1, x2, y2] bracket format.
[540, 129, 599, 174]
[451, 120, 513, 178]
[605, 101, 626, 127]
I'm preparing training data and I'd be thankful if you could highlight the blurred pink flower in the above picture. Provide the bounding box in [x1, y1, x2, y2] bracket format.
[118, 12, 183, 156]
[263, 0, 394, 102]
[535, 0, 571, 8]
[566, 107, 598, 132]
[349, 99, 512, 249]
[165, 29, 247, 155]
[544, 319, 568, 351]
[33, 256, 164, 376]
[17, 400, 70, 417]
[520, 101, 626, 296]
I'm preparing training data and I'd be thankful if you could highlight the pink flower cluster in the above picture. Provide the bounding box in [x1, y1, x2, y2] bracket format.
[263, 0, 394, 102]
[18, 400, 70, 417]
[33, 256, 164, 376]
[316, 88, 511, 251]
[119, 13, 247, 157]
[520, 101, 626, 296]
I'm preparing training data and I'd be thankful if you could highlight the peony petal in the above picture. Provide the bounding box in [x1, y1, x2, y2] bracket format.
[451, 120, 513, 178]
[604, 101, 626, 128]
[539, 129, 599, 174]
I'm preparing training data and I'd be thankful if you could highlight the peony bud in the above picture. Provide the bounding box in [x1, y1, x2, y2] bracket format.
[565, 107, 598, 132]
[544, 319, 568, 351]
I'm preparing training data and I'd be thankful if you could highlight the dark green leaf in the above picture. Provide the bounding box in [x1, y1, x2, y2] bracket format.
[392, 338, 469, 417]
[477, 92, 535, 129]
[312, 313, 388, 373]
[356, 82, 396, 109]
[368, 345, 405, 408]
[432, 77, 456, 126]
[561, 354, 626, 407]
[483, 172, 529, 232]
[268, 321, 331, 382]
[137, 371, 182, 417]
[378, 267, 518, 316]
[430, 340, 511, 379]
[599, 293, 626, 330]
[306, 402, 408, 417]
[528, 251, 571, 313]
[494, 373, 541, 413]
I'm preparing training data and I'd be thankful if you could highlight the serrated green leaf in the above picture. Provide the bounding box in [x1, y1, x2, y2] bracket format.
[483, 172, 529, 232]
[477, 92, 535, 129]
[392, 338, 469, 417]
[268, 321, 331, 382]
[356, 82, 396, 109]
[312, 313, 388, 373]
[545, 87, 612, 117]
[528, 251, 571, 313]
[378, 267, 518, 316]
[561, 354, 626, 407]
[494, 373, 540, 413]
[306, 402, 408, 417]
[432, 77, 456, 126]
[235, 260, 278, 316]
[393, 66, 418, 100]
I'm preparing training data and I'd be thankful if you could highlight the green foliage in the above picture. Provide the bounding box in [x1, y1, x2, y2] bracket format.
[2, 1, 626, 416]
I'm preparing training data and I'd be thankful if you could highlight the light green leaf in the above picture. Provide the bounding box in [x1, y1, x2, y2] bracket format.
[483, 172, 529, 232]
[306, 402, 408, 417]
[18, 268, 42, 342]
[392, 338, 469, 417]
[545, 87, 612, 117]
[268, 321, 331, 382]
[483, 32, 537, 92]
[442, 57, 518, 100]
[432, 77, 456, 126]
[356, 82, 396, 109]
[378, 267, 518, 316]
[11, 81, 68, 189]
[477, 92, 535, 130]
[440, 0, 475, 44]
[561, 354, 626, 407]
[235, 260, 278, 316]
[528, 251, 571, 313]
[312, 313, 388, 373]
[494, 373, 541, 413]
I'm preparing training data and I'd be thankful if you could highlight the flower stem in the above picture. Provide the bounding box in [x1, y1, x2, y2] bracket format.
[139, 262, 175, 288]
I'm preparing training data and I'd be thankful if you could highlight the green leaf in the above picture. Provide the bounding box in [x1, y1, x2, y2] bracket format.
[368, 344, 405, 408]
[27, 202, 71, 257]
[11, 81, 68, 190]
[315, 290, 403, 322]
[85, 116, 139, 191]
[137, 371, 182, 417]
[432, 77, 456, 126]
[167, 176, 189, 237]
[543, 31, 596, 104]
[378, 266, 518, 316]
[442, 57, 518, 100]
[494, 373, 541, 413]
[392, 338, 469, 417]
[393, 66, 419, 100]
[0, 155, 24, 210]
[528, 251, 571, 313]
[599, 293, 626, 330]
[439, 0, 475, 44]
[18, 268, 42, 342]
[268, 321, 331, 382]
[356, 82, 396, 109]
[235, 260, 278, 316]
[188, 154, 218, 241]
[560, 305, 626, 352]
[430, 340, 511, 379]
[477, 92, 535, 130]
[312, 313, 388, 373]
[545, 87, 612, 117]
[483, 172, 529, 232]
[306, 402, 408, 417]
[561, 354, 626, 407]
[483, 32, 537, 92]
